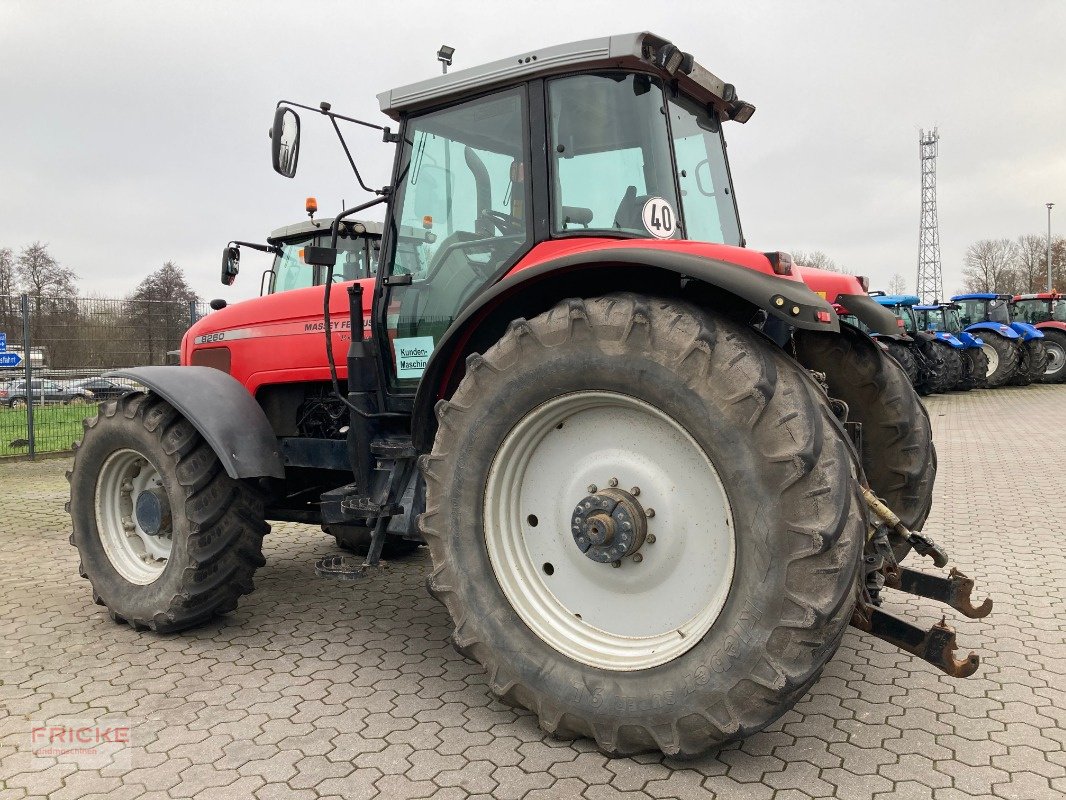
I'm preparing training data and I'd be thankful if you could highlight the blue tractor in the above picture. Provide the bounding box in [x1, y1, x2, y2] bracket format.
[951, 294, 1046, 387]
[869, 294, 959, 394]
[913, 302, 988, 390]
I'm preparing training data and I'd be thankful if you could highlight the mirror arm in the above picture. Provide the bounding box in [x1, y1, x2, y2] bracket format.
[230, 240, 281, 256]
[328, 114, 386, 196]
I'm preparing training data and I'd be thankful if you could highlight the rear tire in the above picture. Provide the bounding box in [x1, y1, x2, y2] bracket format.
[882, 340, 919, 386]
[1039, 329, 1066, 383]
[794, 323, 937, 545]
[422, 295, 865, 757]
[68, 392, 269, 632]
[966, 347, 989, 389]
[934, 343, 963, 392]
[982, 333, 1020, 388]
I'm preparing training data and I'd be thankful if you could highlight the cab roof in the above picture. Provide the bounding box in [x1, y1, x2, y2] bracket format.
[914, 304, 958, 311]
[951, 293, 1010, 301]
[377, 32, 752, 122]
[1014, 292, 1062, 301]
[267, 218, 383, 243]
[871, 294, 921, 307]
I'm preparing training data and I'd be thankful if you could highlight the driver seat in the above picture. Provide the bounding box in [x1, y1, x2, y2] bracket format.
[613, 185, 649, 231]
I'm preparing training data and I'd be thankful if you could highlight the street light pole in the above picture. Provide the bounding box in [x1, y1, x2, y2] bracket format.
[1048, 202, 1055, 292]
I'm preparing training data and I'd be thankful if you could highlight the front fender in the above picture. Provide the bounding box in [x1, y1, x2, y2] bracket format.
[1010, 321, 1045, 340]
[934, 332, 965, 348]
[965, 322, 1020, 340]
[835, 293, 903, 337]
[109, 366, 284, 479]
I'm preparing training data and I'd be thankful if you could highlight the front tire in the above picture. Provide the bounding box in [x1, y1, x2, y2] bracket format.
[966, 347, 989, 389]
[421, 295, 865, 757]
[68, 392, 269, 632]
[882, 340, 919, 386]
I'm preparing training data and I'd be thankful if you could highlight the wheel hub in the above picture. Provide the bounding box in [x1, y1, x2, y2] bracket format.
[135, 487, 171, 537]
[571, 488, 647, 563]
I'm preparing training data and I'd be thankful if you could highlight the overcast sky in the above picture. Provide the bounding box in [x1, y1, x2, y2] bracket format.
[2, 0, 1064, 302]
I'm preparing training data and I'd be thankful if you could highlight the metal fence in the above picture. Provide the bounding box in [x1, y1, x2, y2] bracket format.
[0, 294, 209, 458]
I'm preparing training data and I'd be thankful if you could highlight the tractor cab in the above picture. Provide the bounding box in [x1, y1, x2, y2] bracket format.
[951, 293, 1044, 342]
[1012, 291, 1066, 324]
[914, 302, 983, 350]
[869, 293, 923, 336]
[219, 214, 383, 296]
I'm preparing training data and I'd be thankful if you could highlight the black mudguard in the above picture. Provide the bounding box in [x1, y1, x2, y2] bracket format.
[838, 293, 905, 337]
[109, 366, 285, 480]
[411, 247, 840, 449]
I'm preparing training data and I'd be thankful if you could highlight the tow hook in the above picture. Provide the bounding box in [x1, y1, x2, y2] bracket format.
[854, 488, 993, 678]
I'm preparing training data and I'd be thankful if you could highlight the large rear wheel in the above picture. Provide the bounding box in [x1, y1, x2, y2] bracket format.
[966, 347, 989, 389]
[882, 340, 919, 386]
[68, 393, 269, 632]
[1040, 329, 1066, 383]
[982, 333, 1020, 387]
[421, 295, 865, 757]
[794, 323, 936, 543]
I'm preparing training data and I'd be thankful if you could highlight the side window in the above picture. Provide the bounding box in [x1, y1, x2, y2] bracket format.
[271, 237, 316, 293]
[548, 73, 679, 237]
[668, 92, 742, 246]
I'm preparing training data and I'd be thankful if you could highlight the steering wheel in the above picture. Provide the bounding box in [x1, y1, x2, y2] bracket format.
[482, 209, 523, 235]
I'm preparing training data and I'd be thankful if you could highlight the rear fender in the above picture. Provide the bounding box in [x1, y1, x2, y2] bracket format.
[933, 332, 965, 349]
[956, 331, 984, 348]
[965, 322, 1020, 340]
[410, 249, 841, 450]
[109, 366, 284, 479]
[1010, 322, 1044, 341]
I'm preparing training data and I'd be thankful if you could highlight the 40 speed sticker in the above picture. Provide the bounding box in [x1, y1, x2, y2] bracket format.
[641, 197, 677, 239]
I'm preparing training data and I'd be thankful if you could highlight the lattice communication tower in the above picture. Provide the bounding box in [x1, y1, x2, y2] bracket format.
[916, 128, 942, 302]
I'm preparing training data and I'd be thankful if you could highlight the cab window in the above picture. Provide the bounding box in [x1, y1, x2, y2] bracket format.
[548, 73, 679, 237]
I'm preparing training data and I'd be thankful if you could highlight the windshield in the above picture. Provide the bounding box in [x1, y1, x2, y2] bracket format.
[898, 305, 917, 334]
[945, 307, 964, 333]
[957, 298, 1009, 326]
[270, 232, 377, 293]
[1014, 298, 1066, 323]
[549, 73, 681, 238]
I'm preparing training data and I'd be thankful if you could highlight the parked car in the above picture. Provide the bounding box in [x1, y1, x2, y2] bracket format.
[0, 379, 94, 408]
[67, 376, 138, 401]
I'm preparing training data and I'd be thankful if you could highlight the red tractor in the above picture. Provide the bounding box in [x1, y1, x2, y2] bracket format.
[68, 33, 989, 757]
[1011, 291, 1066, 383]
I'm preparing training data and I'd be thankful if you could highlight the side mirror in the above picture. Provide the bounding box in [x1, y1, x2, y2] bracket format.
[271, 107, 301, 178]
[221, 245, 240, 286]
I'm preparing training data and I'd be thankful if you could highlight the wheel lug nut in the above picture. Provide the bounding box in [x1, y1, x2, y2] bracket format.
[121, 481, 133, 492]
[608, 477, 618, 487]
[647, 534, 656, 544]
[631, 486, 640, 496]
[646, 508, 655, 518]
[587, 484, 597, 494]
[632, 553, 643, 563]
[611, 560, 621, 568]
[122, 517, 135, 531]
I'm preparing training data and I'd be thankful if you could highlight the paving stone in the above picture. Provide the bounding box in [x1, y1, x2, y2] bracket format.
[1, 388, 1064, 799]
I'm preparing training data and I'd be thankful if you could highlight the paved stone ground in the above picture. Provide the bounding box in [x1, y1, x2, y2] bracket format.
[1, 386, 1064, 799]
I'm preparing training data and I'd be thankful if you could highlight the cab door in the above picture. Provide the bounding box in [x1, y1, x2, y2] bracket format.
[379, 86, 532, 392]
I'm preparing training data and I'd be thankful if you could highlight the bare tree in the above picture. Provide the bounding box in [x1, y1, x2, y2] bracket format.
[791, 250, 842, 272]
[1013, 234, 1046, 294]
[0, 247, 17, 338]
[962, 239, 1018, 293]
[127, 262, 201, 365]
[16, 242, 78, 302]
[886, 273, 908, 295]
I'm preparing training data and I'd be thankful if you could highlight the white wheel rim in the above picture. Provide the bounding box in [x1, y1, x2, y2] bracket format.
[484, 391, 736, 671]
[982, 343, 999, 376]
[95, 449, 172, 584]
[1046, 342, 1065, 374]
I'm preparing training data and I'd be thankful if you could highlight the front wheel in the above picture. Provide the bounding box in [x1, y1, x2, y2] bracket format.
[421, 295, 865, 757]
[68, 393, 269, 631]
[10, 397, 26, 410]
[965, 347, 989, 389]
[1040, 329, 1066, 383]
